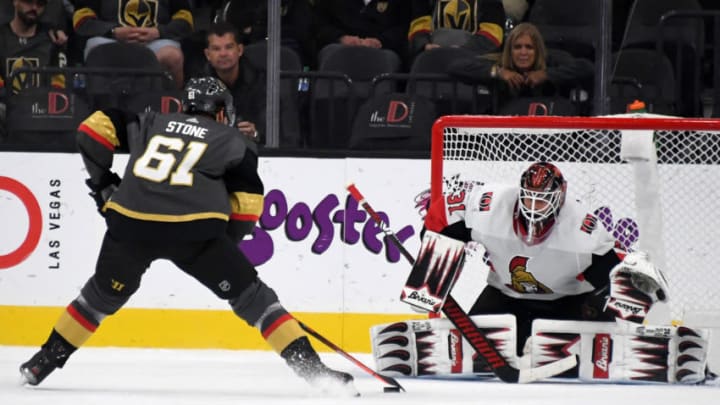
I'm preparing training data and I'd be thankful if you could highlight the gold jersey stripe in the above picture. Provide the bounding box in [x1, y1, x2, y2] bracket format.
[171, 9, 194, 30]
[104, 201, 229, 222]
[81, 111, 120, 148]
[229, 191, 264, 218]
[55, 311, 94, 348]
[72, 7, 97, 30]
[478, 22, 504, 45]
[409, 15, 432, 39]
[263, 316, 305, 354]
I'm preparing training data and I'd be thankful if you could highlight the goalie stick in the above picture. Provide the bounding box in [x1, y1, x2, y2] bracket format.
[296, 319, 406, 392]
[347, 182, 578, 383]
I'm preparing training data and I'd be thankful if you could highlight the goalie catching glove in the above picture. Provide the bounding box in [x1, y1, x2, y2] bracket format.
[605, 251, 669, 323]
[86, 171, 121, 216]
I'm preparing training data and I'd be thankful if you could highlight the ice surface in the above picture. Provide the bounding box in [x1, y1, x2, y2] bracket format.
[1, 346, 717, 405]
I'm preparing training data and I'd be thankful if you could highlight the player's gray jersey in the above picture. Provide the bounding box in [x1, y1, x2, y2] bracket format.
[460, 183, 616, 301]
[107, 112, 248, 222]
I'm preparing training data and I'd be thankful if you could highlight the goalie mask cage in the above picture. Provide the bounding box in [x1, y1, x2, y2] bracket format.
[431, 115, 720, 323]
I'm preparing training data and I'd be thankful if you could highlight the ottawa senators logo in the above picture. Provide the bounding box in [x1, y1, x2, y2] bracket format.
[505, 256, 552, 294]
[478, 191, 493, 211]
[580, 213, 598, 234]
[120, 0, 159, 28]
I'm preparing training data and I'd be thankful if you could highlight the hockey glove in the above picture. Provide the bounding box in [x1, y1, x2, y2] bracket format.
[606, 251, 669, 323]
[613, 251, 669, 302]
[86, 171, 121, 216]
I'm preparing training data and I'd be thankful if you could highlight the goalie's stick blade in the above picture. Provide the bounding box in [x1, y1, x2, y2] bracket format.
[517, 355, 578, 384]
[297, 319, 406, 393]
[346, 182, 577, 383]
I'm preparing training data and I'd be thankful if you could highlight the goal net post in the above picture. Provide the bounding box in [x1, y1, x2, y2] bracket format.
[431, 114, 720, 325]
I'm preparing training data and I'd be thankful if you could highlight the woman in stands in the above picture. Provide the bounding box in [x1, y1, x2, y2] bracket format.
[446, 22, 594, 115]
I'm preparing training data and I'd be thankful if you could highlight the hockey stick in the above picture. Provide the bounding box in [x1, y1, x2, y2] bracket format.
[297, 319, 406, 392]
[346, 182, 577, 383]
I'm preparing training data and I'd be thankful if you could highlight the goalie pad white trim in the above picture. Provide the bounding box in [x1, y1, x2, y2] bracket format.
[401, 230, 466, 313]
[371, 315, 518, 377]
[531, 319, 711, 384]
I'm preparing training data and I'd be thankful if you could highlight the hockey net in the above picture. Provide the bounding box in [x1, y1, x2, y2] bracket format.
[431, 114, 720, 323]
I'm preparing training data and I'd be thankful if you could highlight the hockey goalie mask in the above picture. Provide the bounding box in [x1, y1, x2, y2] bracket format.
[182, 77, 237, 127]
[514, 162, 567, 245]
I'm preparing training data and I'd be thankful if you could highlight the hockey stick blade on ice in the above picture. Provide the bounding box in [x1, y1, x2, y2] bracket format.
[346, 182, 577, 383]
[297, 319, 406, 392]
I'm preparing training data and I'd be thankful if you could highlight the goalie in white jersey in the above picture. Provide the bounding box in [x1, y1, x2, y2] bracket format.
[425, 162, 620, 350]
[371, 162, 713, 384]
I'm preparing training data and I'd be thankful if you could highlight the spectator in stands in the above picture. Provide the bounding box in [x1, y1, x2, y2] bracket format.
[0, 0, 68, 141]
[313, 0, 411, 68]
[72, 0, 193, 89]
[222, 0, 317, 69]
[0, 0, 68, 99]
[446, 22, 593, 113]
[203, 22, 265, 143]
[408, 0, 506, 64]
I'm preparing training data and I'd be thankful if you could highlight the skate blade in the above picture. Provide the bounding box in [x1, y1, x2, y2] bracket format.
[18, 368, 37, 386]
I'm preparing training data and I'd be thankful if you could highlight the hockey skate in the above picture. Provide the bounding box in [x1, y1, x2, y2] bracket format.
[19, 331, 74, 386]
[281, 337, 359, 396]
[20, 348, 59, 386]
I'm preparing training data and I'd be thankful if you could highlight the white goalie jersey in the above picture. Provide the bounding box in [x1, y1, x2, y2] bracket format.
[424, 180, 618, 301]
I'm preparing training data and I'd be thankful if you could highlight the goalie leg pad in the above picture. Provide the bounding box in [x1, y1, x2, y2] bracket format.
[530, 319, 711, 384]
[401, 230, 466, 313]
[370, 315, 518, 377]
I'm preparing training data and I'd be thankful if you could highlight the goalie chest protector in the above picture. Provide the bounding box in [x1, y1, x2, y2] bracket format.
[461, 184, 616, 300]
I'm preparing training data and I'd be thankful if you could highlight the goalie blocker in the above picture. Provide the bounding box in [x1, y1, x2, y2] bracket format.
[371, 316, 712, 384]
[400, 230, 466, 313]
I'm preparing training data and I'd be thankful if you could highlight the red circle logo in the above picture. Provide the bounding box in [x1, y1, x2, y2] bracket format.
[0, 176, 42, 269]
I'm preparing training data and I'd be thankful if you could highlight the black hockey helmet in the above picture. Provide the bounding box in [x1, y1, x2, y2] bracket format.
[513, 162, 567, 245]
[182, 77, 236, 126]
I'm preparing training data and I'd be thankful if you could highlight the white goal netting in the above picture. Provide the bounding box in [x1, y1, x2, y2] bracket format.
[432, 115, 720, 323]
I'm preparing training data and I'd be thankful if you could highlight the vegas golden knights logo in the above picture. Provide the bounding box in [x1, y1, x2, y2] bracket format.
[438, 0, 473, 31]
[8, 57, 40, 93]
[119, 0, 159, 28]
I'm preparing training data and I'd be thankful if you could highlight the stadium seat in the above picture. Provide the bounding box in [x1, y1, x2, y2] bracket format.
[4, 87, 90, 152]
[527, 0, 604, 61]
[83, 42, 174, 111]
[621, 0, 705, 116]
[408, 47, 489, 116]
[348, 92, 437, 152]
[609, 49, 677, 115]
[309, 45, 402, 148]
[496, 96, 579, 116]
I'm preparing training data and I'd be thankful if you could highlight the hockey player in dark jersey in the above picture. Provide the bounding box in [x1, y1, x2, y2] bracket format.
[19, 76, 357, 395]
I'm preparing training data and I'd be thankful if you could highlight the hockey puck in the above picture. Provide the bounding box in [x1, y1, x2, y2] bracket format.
[384, 386, 402, 393]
